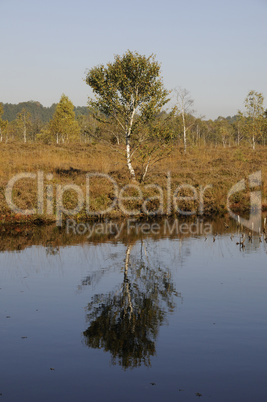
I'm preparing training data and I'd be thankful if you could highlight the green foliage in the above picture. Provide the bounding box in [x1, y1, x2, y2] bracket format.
[0, 81, 266, 149]
[86, 50, 170, 180]
[0, 101, 88, 123]
[1, 101, 56, 123]
[86, 50, 169, 120]
[47, 94, 80, 143]
[244, 90, 264, 118]
[74, 106, 90, 117]
[243, 90, 265, 149]
[15, 108, 33, 143]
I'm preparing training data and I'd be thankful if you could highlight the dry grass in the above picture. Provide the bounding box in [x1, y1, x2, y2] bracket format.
[0, 142, 266, 223]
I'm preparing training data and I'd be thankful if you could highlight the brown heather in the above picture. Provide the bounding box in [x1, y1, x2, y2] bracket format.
[0, 143, 266, 224]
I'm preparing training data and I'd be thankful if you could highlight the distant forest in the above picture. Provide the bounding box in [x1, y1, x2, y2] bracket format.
[2, 101, 89, 123]
[1, 50, 266, 150]
[0, 94, 266, 149]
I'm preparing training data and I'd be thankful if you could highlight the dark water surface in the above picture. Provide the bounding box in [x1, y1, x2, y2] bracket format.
[0, 219, 267, 402]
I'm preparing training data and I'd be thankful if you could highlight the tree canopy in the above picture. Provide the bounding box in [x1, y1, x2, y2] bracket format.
[85, 50, 170, 180]
[242, 90, 265, 149]
[49, 94, 80, 143]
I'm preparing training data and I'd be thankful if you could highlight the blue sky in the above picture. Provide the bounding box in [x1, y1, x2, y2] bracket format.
[1, 0, 266, 119]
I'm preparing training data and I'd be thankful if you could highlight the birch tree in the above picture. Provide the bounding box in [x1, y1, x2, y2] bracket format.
[174, 87, 195, 153]
[85, 50, 169, 180]
[244, 90, 265, 150]
[49, 94, 80, 144]
[234, 111, 247, 146]
[16, 109, 32, 143]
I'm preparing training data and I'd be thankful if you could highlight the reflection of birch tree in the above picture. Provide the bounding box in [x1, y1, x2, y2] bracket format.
[83, 242, 179, 369]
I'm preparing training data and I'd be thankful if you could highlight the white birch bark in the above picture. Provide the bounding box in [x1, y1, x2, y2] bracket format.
[124, 245, 133, 318]
[182, 109, 187, 154]
[23, 125, 27, 143]
[125, 108, 136, 180]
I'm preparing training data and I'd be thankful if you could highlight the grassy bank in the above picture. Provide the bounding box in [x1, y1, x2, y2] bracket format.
[0, 143, 266, 224]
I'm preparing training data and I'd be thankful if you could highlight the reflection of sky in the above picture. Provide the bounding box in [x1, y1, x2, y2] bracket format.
[0, 235, 266, 316]
[0, 235, 267, 401]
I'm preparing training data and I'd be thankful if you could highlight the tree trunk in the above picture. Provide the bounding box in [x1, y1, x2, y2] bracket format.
[183, 125, 187, 153]
[182, 111, 187, 153]
[124, 245, 133, 318]
[126, 134, 136, 180]
[125, 109, 136, 180]
[23, 125, 27, 143]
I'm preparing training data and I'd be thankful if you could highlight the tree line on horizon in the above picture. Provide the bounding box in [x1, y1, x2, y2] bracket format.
[1, 95, 266, 147]
[1, 50, 267, 177]
[1, 101, 89, 123]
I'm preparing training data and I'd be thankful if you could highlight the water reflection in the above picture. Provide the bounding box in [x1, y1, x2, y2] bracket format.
[0, 217, 267, 401]
[1, 215, 266, 256]
[83, 241, 180, 368]
[45, 244, 60, 256]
